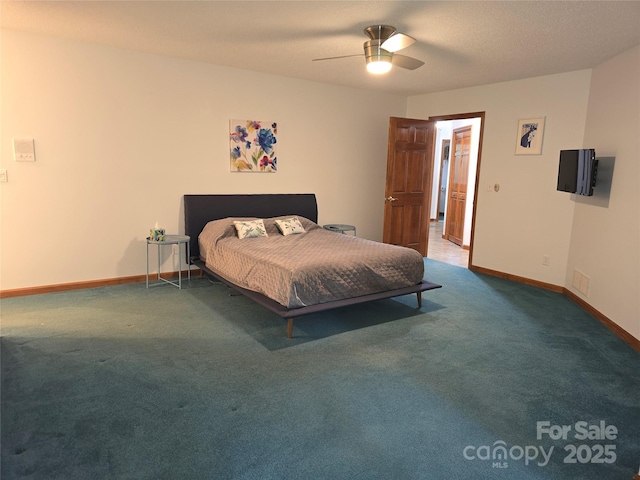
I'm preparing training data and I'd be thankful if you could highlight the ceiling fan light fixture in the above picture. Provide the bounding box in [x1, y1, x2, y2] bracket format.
[364, 41, 392, 74]
[366, 57, 392, 74]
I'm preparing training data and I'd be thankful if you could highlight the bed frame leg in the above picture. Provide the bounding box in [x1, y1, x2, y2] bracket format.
[416, 292, 422, 308]
[287, 319, 294, 339]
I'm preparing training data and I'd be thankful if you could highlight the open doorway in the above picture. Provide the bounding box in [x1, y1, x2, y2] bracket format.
[427, 112, 484, 268]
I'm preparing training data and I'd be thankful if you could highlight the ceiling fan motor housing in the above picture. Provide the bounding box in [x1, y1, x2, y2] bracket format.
[364, 25, 397, 41]
[364, 40, 392, 62]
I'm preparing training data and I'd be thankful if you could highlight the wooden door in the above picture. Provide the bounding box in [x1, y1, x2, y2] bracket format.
[382, 117, 436, 256]
[445, 126, 471, 246]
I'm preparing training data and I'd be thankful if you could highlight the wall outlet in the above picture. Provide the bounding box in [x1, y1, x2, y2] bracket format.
[172, 244, 179, 255]
[542, 254, 550, 266]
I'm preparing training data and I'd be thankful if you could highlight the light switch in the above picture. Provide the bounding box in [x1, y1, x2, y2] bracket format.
[13, 138, 36, 162]
[0, 169, 7, 183]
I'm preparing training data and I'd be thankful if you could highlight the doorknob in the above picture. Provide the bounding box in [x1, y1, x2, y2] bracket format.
[386, 196, 398, 202]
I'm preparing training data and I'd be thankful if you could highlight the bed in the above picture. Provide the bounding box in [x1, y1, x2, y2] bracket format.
[184, 194, 441, 338]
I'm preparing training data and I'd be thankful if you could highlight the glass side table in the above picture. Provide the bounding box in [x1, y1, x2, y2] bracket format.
[323, 224, 356, 236]
[146, 234, 191, 289]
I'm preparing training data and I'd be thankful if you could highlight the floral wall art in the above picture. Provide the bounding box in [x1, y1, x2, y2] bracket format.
[230, 119, 278, 172]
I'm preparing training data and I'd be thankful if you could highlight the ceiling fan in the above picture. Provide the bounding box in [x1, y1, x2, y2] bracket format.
[313, 25, 424, 74]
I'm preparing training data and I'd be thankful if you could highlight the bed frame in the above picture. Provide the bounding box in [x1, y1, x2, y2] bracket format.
[184, 194, 441, 338]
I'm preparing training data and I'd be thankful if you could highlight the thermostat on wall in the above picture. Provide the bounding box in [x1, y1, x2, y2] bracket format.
[13, 138, 36, 162]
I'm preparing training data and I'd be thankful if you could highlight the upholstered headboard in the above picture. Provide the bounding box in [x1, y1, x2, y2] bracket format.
[183, 193, 318, 262]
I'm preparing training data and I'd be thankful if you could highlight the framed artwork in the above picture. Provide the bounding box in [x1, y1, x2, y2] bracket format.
[230, 119, 278, 172]
[515, 117, 545, 155]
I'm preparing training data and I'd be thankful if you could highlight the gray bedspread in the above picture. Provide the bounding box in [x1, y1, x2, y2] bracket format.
[199, 216, 425, 308]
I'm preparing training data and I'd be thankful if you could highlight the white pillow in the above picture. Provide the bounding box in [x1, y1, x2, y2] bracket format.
[275, 217, 306, 236]
[233, 219, 268, 239]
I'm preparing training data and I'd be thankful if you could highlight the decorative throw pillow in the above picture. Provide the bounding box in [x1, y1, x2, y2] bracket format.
[233, 219, 268, 239]
[275, 217, 306, 236]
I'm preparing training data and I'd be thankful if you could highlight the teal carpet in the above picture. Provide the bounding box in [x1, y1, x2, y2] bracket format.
[2, 259, 639, 479]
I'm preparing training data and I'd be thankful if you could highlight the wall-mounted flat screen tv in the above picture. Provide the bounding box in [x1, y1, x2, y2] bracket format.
[557, 149, 598, 196]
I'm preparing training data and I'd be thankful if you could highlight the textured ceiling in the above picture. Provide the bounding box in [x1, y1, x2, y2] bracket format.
[2, 1, 640, 96]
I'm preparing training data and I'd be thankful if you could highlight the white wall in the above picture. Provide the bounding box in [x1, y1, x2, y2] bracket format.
[408, 70, 592, 286]
[568, 45, 640, 340]
[0, 30, 407, 290]
[408, 49, 640, 342]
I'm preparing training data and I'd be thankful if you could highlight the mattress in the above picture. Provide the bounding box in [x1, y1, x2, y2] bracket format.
[198, 216, 425, 308]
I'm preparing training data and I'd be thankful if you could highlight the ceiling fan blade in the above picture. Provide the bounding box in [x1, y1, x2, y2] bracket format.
[381, 33, 416, 53]
[392, 54, 425, 70]
[312, 54, 363, 62]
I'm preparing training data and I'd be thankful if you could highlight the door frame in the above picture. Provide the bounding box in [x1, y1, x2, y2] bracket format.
[429, 111, 485, 268]
[436, 139, 450, 220]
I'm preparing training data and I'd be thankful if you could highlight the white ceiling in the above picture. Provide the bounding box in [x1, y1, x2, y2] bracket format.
[2, 1, 640, 96]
